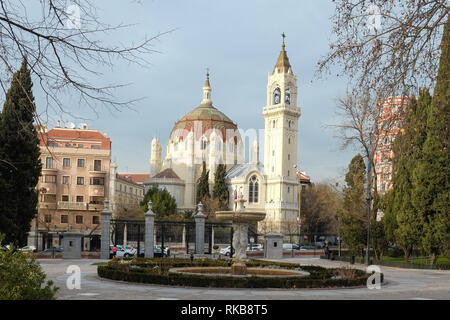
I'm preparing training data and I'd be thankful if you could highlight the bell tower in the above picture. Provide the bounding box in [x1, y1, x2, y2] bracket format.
[263, 34, 301, 233]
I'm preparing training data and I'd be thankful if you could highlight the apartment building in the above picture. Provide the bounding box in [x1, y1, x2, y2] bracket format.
[28, 124, 111, 251]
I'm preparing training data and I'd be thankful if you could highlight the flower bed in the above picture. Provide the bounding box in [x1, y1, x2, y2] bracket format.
[97, 258, 374, 288]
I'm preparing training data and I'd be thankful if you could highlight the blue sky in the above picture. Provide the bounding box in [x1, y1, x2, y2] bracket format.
[33, 0, 359, 184]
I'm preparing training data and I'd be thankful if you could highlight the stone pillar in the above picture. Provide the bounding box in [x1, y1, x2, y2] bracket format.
[194, 202, 206, 255]
[182, 225, 186, 247]
[123, 223, 128, 246]
[62, 233, 83, 259]
[100, 200, 112, 260]
[144, 201, 155, 258]
[264, 232, 283, 259]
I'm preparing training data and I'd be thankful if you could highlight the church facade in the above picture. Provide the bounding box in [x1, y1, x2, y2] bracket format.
[145, 37, 301, 234]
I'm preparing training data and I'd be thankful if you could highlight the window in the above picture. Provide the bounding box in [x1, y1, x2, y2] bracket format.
[273, 88, 281, 104]
[62, 176, 70, 185]
[90, 177, 104, 185]
[76, 196, 84, 203]
[94, 160, 101, 171]
[273, 120, 276, 128]
[44, 175, 56, 183]
[77, 177, 84, 185]
[78, 144, 83, 148]
[76, 216, 83, 224]
[43, 194, 56, 202]
[92, 216, 100, 225]
[248, 175, 259, 203]
[77, 159, 85, 168]
[91, 145, 101, 149]
[48, 142, 58, 147]
[285, 88, 291, 104]
[65, 143, 72, 148]
[61, 215, 68, 223]
[201, 137, 208, 150]
[45, 157, 54, 169]
[288, 170, 290, 176]
[63, 158, 71, 167]
[288, 186, 290, 193]
[61, 195, 69, 202]
[288, 154, 290, 161]
[288, 137, 291, 144]
[45, 215, 52, 223]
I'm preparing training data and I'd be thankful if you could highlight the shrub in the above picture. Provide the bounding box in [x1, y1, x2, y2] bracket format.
[98, 258, 370, 289]
[0, 239, 58, 300]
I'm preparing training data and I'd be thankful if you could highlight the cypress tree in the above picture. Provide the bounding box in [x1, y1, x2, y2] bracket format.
[0, 59, 42, 246]
[196, 161, 210, 204]
[340, 154, 367, 256]
[212, 164, 228, 210]
[386, 91, 431, 261]
[412, 19, 450, 264]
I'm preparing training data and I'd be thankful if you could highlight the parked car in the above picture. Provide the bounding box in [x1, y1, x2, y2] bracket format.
[300, 245, 317, 251]
[219, 246, 234, 256]
[42, 246, 63, 253]
[283, 243, 300, 250]
[123, 245, 137, 256]
[20, 245, 37, 253]
[137, 246, 170, 258]
[247, 243, 263, 251]
[109, 245, 135, 258]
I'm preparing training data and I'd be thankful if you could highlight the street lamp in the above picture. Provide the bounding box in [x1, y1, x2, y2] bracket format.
[365, 158, 372, 265]
[36, 187, 47, 250]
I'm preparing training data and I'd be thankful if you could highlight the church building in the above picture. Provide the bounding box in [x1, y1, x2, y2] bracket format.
[144, 36, 302, 234]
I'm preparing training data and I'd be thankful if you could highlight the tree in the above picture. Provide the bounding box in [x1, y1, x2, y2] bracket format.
[385, 91, 431, 261]
[319, 1, 448, 97]
[0, 60, 41, 246]
[0, 1, 171, 117]
[412, 19, 450, 265]
[140, 186, 160, 212]
[339, 154, 367, 256]
[0, 234, 58, 299]
[212, 164, 229, 210]
[196, 161, 210, 205]
[300, 182, 341, 238]
[152, 189, 177, 218]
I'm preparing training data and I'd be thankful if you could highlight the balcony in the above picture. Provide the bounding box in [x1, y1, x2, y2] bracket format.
[42, 167, 58, 173]
[89, 165, 108, 175]
[89, 185, 105, 197]
[38, 202, 57, 210]
[39, 183, 57, 194]
[57, 201, 87, 210]
[88, 203, 104, 211]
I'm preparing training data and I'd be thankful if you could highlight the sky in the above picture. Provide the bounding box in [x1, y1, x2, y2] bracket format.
[32, 0, 360, 185]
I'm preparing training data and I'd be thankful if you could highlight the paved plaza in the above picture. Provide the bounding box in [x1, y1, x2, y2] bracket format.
[38, 257, 450, 300]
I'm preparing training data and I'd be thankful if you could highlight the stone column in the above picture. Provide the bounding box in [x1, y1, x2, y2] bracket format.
[144, 201, 155, 258]
[181, 225, 186, 248]
[100, 200, 112, 260]
[194, 202, 206, 255]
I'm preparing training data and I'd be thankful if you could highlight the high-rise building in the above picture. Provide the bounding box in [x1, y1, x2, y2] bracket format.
[28, 124, 111, 251]
[374, 97, 409, 197]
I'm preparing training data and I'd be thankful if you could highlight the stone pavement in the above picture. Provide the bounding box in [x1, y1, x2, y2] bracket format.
[38, 257, 450, 300]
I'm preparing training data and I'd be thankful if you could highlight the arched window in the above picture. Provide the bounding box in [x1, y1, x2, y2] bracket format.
[201, 137, 208, 150]
[273, 88, 281, 104]
[248, 175, 259, 203]
[285, 88, 290, 104]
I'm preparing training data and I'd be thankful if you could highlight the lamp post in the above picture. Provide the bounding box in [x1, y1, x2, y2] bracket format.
[293, 164, 301, 247]
[365, 158, 372, 265]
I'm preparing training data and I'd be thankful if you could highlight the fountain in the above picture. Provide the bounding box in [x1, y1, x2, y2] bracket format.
[214, 191, 266, 275]
[168, 191, 309, 279]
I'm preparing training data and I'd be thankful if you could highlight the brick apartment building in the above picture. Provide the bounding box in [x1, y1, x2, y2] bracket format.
[28, 124, 111, 251]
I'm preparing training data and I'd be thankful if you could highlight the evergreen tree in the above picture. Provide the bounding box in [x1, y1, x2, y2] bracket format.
[386, 91, 431, 261]
[212, 164, 228, 210]
[196, 161, 210, 204]
[152, 189, 177, 217]
[141, 186, 159, 211]
[0, 60, 41, 246]
[412, 19, 450, 264]
[339, 154, 367, 256]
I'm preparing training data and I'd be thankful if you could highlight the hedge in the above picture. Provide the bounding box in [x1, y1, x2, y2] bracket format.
[97, 258, 372, 289]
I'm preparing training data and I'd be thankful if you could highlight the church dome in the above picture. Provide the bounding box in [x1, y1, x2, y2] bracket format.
[169, 72, 239, 142]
